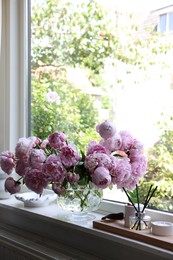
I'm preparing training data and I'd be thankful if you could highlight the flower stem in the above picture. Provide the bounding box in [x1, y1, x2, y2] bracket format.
[74, 189, 90, 211]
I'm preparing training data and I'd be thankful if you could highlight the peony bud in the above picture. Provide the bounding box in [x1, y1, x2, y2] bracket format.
[4, 177, 21, 194]
[96, 120, 116, 140]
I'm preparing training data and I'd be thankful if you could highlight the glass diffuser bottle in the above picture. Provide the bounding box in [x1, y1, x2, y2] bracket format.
[129, 211, 151, 230]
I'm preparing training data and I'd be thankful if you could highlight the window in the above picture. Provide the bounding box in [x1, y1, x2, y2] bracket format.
[30, 0, 173, 213]
[159, 12, 173, 33]
[1, 5, 173, 259]
[160, 14, 166, 32]
[1, 0, 173, 215]
[169, 12, 173, 31]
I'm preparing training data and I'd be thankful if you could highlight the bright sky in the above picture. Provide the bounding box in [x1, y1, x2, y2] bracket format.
[100, 0, 173, 12]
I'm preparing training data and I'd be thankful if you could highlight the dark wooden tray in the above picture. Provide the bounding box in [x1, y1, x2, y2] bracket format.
[93, 219, 173, 252]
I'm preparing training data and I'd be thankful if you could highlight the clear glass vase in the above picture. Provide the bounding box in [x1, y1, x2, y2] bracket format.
[57, 183, 103, 222]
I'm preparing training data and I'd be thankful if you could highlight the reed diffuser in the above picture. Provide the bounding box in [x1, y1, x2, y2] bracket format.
[123, 184, 158, 230]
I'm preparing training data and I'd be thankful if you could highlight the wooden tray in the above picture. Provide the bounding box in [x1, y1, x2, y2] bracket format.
[93, 219, 173, 252]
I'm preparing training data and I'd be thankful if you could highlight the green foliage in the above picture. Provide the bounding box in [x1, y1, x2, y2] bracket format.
[101, 95, 111, 109]
[31, 0, 117, 149]
[139, 115, 173, 212]
[31, 0, 116, 73]
[31, 69, 99, 151]
[31, 0, 171, 73]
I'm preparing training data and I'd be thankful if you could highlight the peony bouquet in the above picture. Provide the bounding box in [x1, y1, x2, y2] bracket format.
[0, 120, 147, 197]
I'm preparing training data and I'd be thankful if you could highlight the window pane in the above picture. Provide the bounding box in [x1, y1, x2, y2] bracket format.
[169, 12, 173, 31]
[30, 0, 173, 212]
[160, 14, 167, 32]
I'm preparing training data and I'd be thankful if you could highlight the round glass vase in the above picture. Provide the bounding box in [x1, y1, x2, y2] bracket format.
[57, 183, 103, 222]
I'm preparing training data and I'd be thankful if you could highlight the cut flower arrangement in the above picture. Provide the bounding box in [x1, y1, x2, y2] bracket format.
[0, 120, 148, 213]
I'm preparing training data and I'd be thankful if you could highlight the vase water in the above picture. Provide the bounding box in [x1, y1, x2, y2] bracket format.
[57, 183, 103, 222]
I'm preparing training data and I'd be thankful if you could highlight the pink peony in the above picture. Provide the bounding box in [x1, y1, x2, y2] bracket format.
[133, 139, 144, 152]
[119, 130, 135, 152]
[0, 151, 15, 174]
[29, 149, 46, 170]
[110, 157, 132, 183]
[131, 155, 147, 177]
[15, 158, 29, 176]
[86, 141, 108, 155]
[24, 168, 48, 194]
[66, 172, 80, 184]
[113, 175, 138, 191]
[48, 131, 66, 149]
[42, 154, 66, 182]
[129, 149, 146, 163]
[84, 152, 112, 173]
[129, 149, 140, 162]
[124, 177, 140, 190]
[15, 137, 36, 159]
[4, 177, 21, 194]
[60, 145, 80, 168]
[99, 133, 122, 153]
[92, 167, 111, 189]
[52, 183, 66, 195]
[96, 120, 116, 140]
[109, 156, 118, 176]
[29, 136, 42, 147]
[40, 139, 49, 149]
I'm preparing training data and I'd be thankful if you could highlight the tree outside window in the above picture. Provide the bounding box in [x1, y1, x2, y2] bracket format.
[30, 0, 173, 212]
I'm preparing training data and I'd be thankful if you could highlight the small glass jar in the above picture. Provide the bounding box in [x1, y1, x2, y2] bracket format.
[129, 212, 151, 230]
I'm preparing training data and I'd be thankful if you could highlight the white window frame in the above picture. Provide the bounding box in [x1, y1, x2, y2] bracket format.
[0, 1, 173, 258]
[0, 0, 29, 152]
[159, 12, 173, 33]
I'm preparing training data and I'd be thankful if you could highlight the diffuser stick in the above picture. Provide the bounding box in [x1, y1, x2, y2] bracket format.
[142, 186, 158, 212]
[123, 187, 138, 212]
[142, 184, 153, 213]
[136, 184, 140, 212]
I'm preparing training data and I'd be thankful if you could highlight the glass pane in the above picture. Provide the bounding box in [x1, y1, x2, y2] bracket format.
[160, 14, 167, 32]
[30, 0, 173, 212]
[169, 12, 173, 31]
